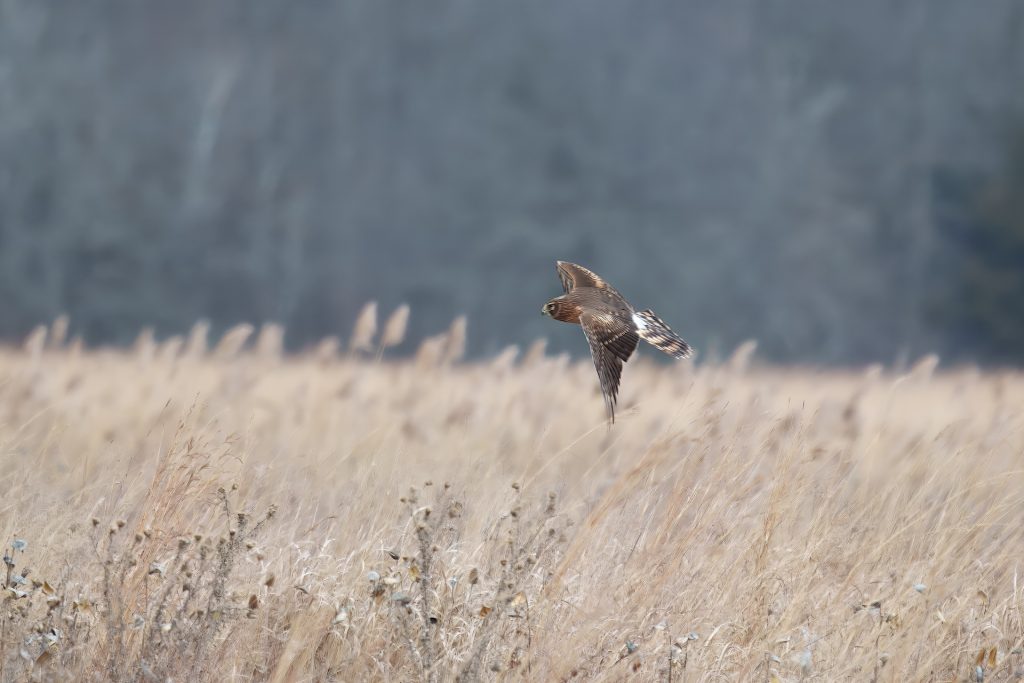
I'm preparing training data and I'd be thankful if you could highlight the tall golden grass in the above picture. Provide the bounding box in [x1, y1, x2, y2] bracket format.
[1, 315, 1023, 681]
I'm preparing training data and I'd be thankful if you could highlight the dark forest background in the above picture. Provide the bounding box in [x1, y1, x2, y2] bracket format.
[2, 1, 1024, 364]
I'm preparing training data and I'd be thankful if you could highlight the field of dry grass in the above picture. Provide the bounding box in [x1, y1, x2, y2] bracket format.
[1, 317, 1024, 682]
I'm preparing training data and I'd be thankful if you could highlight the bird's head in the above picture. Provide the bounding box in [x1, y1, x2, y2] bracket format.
[541, 298, 561, 317]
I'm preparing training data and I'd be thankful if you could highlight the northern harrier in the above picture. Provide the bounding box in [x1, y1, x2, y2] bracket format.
[542, 261, 692, 422]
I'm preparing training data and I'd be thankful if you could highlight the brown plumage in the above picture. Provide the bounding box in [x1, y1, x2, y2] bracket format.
[542, 261, 692, 422]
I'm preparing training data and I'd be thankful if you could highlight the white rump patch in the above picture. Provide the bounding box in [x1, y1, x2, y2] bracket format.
[632, 312, 648, 331]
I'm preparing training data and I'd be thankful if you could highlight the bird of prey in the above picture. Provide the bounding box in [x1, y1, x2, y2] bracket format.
[542, 261, 692, 422]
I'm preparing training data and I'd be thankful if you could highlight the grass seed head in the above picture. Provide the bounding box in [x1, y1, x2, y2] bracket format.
[349, 301, 378, 352]
[381, 304, 410, 348]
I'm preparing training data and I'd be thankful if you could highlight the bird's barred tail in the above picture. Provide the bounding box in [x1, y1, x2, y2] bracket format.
[634, 309, 692, 359]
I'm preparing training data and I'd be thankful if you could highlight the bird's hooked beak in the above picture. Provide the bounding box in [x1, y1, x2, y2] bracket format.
[541, 303, 549, 317]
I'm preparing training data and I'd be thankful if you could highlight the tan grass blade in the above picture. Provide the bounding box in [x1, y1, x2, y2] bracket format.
[314, 336, 340, 363]
[444, 315, 467, 364]
[522, 338, 547, 368]
[24, 325, 47, 360]
[349, 301, 378, 353]
[157, 335, 184, 363]
[68, 335, 83, 358]
[49, 314, 69, 349]
[490, 345, 520, 372]
[909, 353, 940, 381]
[185, 320, 210, 359]
[257, 322, 285, 360]
[415, 334, 447, 370]
[728, 339, 758, 373]
[214, 323, 254, 359]
[380, 304, 410, 349]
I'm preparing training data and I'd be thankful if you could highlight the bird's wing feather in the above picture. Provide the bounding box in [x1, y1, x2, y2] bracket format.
[633, 309, 693, 359]
[556, 261, 610, 294]
[580, 312, 638, 423]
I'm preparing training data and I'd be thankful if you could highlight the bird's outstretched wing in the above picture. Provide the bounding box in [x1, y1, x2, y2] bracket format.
[580, 311, 639, 423]
[556, 261, 610, 294]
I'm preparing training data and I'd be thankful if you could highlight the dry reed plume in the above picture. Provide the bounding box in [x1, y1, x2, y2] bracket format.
[1, 311, 1023, 681]
[350, 302, 379, 353]
[381, 304, 411, 350]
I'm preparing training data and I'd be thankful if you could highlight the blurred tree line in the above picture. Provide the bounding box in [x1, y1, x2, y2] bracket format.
[932, 125, 1024, 364]
[0, 1, 1023, 364]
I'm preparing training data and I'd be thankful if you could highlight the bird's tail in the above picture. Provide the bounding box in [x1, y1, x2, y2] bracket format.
[635, 309, 692, 359]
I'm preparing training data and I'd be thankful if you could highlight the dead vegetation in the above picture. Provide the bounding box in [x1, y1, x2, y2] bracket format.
[0, 317, 1023, 681]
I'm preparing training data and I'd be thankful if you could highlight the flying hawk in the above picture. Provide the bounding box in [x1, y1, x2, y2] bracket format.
[542, 261, 692, 422]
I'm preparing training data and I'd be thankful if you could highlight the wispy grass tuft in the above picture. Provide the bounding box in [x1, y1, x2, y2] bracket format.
[381, 304, 410, 350]
[349, 301, 378, 353]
